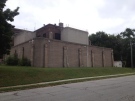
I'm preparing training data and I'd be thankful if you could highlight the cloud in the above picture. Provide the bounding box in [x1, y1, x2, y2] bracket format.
[5, 0, 135, 34]
[5, 0, 104, 31]
[96, 0, 135, 34]
[99, 0, 135, 19]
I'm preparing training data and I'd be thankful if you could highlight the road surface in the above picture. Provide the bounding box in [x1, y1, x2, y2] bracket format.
[1, 75, 135, 101]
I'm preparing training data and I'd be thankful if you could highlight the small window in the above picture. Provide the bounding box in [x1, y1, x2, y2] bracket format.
[55, 33, 61, 40]
[43, 33, 46, 38]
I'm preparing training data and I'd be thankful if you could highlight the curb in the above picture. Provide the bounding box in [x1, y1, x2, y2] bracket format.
[0, 73, 135, 90]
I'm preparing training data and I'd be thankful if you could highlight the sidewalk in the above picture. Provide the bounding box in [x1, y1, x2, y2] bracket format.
[0, 73, 135, 91]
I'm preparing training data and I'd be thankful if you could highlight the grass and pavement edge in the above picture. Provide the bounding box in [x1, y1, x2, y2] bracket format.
[0, 72, 135, 93]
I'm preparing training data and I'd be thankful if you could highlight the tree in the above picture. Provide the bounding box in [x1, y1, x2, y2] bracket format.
[120, 28, 135, 38]
[89, 29, 135, 67]
[89, 31, 123, 61]
[120, 28, 135, 67]
[89, 31, 109, 47]
[0, 0, 19, 58]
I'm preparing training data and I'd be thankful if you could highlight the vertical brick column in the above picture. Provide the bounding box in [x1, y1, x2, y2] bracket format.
[43, 45, 45, 67]
[111, 50, 114, 67]
[31, 44, 34, 66]
[91, 50, 94, 67]
[63, 46, 68, 67]
[44, 44, 48, 67]
[102, 50, 105, 67]
[49, 32, 53, 39]
[22, 47, 24, 59]
[78, 48, 83, 67]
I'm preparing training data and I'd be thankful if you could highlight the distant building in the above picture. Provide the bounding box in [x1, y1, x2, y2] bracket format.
[10, 23, 114, 67]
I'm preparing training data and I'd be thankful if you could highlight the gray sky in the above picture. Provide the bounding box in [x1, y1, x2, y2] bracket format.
[5, 0, 135, 35]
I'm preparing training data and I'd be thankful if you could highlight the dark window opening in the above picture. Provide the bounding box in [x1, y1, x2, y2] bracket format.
[55, 33, 61, 40]
[22, 47, 24, 58]
[43, 33, 46, 38]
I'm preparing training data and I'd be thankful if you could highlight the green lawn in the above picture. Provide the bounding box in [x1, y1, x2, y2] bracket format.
[0, 66, 135, 87]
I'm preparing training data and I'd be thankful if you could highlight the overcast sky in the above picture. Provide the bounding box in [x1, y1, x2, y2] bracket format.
[5, 0, 135, 35]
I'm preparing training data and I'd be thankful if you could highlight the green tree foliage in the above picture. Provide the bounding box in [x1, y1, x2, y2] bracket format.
[0, 0, 19, 58]
[120, 28, 135, 67]
[89, 29, 135, 67]
[89, 31, 122, 60]
[120, 28, 135, 38]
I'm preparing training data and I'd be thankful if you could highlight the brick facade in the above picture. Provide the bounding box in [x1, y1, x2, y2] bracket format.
[35, 24, 61, 40]
[10, 38, 114, 67]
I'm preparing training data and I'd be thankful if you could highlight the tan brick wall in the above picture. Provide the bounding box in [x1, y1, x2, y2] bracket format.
[48, 40, 64, 67]
[10, 41, 31, 60]
[89, 46, 102, 67]
[33, 38, 88, 67]
[10, 38, 113, 68]
[104, 49, 113, 67]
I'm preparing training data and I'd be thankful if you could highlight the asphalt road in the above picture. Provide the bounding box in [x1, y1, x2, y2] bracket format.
[1, 75, 135, 101]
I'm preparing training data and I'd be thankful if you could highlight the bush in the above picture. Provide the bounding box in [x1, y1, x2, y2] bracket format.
[6, 55, 19, 66]
[6, 55, 31, 66]
[19, 57, 31, 66]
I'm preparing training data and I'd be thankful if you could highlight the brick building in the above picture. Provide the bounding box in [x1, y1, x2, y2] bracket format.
[10, 23, 114, 67]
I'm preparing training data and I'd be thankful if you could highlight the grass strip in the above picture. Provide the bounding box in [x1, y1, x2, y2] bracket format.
[0, 66, 135, 92]
[0, 73, 135, 93]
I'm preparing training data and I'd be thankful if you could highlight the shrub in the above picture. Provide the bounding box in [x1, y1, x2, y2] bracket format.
[19, 57, 31, 66]
[6, 55, 19, 66]
[6, 55, 31, 66]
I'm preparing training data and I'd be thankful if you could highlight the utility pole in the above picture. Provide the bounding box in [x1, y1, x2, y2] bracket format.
[130, 39, 133, 68]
